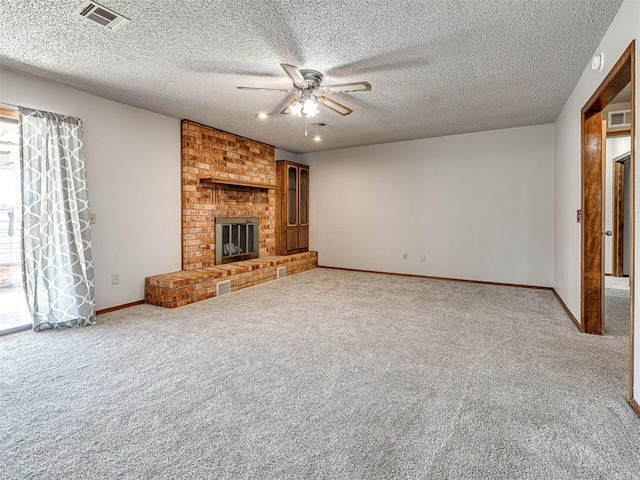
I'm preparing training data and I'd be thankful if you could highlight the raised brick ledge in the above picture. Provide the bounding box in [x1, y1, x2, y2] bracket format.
[145, 251, 318, 308]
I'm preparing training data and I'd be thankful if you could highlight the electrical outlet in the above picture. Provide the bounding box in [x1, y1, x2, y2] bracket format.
[111, 274, 119, 285]
[403, 253, 408, 260]
[420, 254, 426, 262]
[90, 212, 96, 225]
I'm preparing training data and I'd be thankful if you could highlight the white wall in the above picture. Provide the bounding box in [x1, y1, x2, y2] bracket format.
[0, 68, 182, 310]
[301, 124, 555, 287]
[605, 136, 632, 274]
[275, 148, 305, 164]
[553, 0, 639, 402]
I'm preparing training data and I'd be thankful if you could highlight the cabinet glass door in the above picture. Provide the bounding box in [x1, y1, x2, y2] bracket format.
[287, 166, 298, 225]
[299, 168, 308, 225]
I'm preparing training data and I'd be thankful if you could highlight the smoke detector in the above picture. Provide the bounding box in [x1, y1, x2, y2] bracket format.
[591, 52, 604, 72]
[75, 1, 130, 31]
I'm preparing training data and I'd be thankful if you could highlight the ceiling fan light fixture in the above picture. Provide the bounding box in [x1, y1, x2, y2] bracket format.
[257, 112, 268, 119]
[302, 98, 319, 117]
[313, 135, 322, 142]
[289, 101, 303, 116]
[237, 63, 371, 122]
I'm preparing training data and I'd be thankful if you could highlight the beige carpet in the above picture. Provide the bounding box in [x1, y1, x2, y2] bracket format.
[1, 268, 639, 479]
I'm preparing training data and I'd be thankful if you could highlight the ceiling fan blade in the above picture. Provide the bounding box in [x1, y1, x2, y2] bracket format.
[317, 97, 353, 116]
[237, 86, 294, 93]
[280, 63, 308, 89]
[280, 96, 302, 115]
[322, 81, 372, 94]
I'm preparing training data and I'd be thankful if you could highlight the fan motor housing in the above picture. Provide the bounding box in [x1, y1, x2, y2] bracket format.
[300, 69, 323, 89]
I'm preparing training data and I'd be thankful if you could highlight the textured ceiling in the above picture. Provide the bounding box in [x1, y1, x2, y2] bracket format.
[0, 0, 624, 153]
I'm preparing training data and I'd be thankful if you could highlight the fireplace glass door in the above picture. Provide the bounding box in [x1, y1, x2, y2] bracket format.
[215, 217, 259, 264]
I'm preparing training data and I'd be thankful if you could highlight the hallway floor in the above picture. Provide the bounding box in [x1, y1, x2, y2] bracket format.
[604, 275, 630, 337]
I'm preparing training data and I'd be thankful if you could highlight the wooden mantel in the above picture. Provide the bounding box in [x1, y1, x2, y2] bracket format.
[199, 177, 278, 190]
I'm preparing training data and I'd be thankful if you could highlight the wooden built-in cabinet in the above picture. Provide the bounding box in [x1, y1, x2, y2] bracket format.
[276, 160, 309, 255]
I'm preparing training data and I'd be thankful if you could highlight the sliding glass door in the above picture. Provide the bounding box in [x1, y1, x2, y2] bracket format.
[0, 110, 30, 334]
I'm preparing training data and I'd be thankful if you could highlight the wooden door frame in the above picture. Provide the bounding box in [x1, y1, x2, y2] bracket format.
[581, 41, 636, 407]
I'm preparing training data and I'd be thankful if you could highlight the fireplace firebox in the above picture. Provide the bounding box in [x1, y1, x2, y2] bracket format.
[215, 217, 259, 264]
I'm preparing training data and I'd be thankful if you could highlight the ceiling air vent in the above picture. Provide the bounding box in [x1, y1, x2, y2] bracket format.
[608, 109, 631, 128]
[75, 1, 130, 30]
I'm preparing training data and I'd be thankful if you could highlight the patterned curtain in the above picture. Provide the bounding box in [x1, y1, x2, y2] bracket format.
[19, 107, 96, 331]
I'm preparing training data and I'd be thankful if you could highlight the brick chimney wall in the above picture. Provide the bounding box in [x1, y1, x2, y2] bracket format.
[181, 120, 276, 270]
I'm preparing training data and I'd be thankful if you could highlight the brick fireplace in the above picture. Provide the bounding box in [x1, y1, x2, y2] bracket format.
[181, 120, 276, 270]
[145, 120, 317, 308]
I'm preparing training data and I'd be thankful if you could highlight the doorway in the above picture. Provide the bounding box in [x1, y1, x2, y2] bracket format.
[611, 149, 632, 278]
[605, 148, 631, 337]
[0, 106, 30, 335]
[581, 41, 635, 404]
[603, 101, 632, 336]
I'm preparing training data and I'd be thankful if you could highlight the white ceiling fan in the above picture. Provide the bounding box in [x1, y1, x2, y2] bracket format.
[237, 63, 371, 117]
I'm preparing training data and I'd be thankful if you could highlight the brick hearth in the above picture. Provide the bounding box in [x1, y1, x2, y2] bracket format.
[146, 252, 317, 308]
